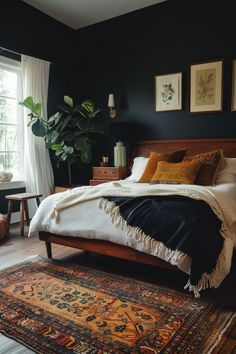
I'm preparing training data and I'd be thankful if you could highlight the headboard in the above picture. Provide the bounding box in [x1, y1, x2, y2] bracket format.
[132, 138, 236, 159]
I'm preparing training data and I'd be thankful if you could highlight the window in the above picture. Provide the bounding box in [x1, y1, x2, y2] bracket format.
[0, 56, 23, 180]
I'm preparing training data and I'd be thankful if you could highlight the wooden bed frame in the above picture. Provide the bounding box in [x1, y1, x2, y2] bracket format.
[39, 138, 236, 271]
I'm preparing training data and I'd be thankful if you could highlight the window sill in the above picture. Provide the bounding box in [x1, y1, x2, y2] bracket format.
[0, 180, 25, 190]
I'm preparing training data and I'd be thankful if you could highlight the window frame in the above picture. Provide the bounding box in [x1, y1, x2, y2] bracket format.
[0, 55, 24, 181]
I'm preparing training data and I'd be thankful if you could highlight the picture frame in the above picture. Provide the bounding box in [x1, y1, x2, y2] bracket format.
[155, 72, 182, 112]
[190, 60, 223, 113]
[231, 60, 236, 112]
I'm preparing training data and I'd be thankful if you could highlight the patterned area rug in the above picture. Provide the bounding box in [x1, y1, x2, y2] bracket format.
[0, 257, 235, 353]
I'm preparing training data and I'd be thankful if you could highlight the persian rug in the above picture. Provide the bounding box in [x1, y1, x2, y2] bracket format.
[0, 257, 235, 353]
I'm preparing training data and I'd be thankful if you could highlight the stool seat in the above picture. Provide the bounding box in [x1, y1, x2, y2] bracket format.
[5, 192, 42, 237]
[5, 193, 42, 201]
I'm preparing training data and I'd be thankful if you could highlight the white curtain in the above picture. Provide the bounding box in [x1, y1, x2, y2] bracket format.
[22, 55, 54, 214]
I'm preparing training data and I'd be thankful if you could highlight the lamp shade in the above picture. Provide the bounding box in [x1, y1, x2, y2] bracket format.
[108, 93, 115, 107]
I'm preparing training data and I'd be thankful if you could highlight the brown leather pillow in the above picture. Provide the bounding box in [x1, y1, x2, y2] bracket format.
[183, 149, 223, 186]
[151, 161, 201, 184]
[138, 149, 186, 183]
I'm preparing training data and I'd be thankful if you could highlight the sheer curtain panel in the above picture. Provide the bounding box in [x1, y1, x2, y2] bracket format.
[22, 55, 54, 215]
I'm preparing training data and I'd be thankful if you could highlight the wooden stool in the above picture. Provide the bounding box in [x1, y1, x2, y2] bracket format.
[5, 193, 42, 236]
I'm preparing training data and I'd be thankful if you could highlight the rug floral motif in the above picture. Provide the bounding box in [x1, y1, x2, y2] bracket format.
[0, 257, 235, 353]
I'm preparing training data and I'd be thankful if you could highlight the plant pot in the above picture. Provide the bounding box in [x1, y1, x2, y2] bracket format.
[0, 171, 13, 183]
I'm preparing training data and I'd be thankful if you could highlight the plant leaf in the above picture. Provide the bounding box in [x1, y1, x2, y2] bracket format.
[58, 115, 71, 132]
[48, 112, 62, 124]
[55, 149, 63, 156]
[33, 103, 42, 117]
[51, 144, 62, 151]
[31, 119, 47, 137]
[81, 100, 94, 112]
[19, 96, 34, 110]
[58, 104, 70, 113]
[81, 144, 92, 163]
[64, 146, 74, 154]
[64, 95, 73, 108]
[74, 136, 92, 163]
[47, 130, 59, 144]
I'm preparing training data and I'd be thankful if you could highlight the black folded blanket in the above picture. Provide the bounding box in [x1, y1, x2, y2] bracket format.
[103, 195, 223, 288]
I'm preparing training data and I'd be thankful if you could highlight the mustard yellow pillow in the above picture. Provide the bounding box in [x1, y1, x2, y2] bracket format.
[151, 161, 201, 184]
[183, 149, 223, 186]
[138, 149, 186, 183]
[138, 152, 167, 183]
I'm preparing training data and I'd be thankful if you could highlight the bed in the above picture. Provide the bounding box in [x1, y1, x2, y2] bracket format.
[30, 138, 236, 296]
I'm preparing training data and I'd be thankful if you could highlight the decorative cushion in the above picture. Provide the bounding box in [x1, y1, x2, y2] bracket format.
[138, 149, 186, 183]
[151, 161, 201, 185]
[0, 214, 8, 240]
[183, 149, 223, 186]
[215, 157, 236, 184]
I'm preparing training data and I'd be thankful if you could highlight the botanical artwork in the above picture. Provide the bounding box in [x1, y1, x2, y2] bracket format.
[161, 82, 176, 105]
[155, 73, 182, 112]
[190, 60, 223, 113]
[195, 69, 216, 106]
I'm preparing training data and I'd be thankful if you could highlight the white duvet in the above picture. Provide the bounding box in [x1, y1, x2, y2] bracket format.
[29, 180, 236, 296]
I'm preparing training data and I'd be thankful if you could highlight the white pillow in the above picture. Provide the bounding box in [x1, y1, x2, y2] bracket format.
[125, 157, 149, 181]
[215, 157, 236, 184]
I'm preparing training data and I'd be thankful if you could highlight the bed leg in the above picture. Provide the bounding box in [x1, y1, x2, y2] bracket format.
[45, 242, 52, 258]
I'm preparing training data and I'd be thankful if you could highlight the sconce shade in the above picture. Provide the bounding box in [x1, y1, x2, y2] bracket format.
[108, 93, 115, 107]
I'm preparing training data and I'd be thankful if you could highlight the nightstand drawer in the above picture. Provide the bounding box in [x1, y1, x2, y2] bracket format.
[93, 167, 128, 180]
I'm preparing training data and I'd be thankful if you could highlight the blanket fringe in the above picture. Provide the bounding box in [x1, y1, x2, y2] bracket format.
[98, 198, 191, 273]
[99, 197, 233, 298]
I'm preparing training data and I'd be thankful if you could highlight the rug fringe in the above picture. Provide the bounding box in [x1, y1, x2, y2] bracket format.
[99, 197, 233, 297]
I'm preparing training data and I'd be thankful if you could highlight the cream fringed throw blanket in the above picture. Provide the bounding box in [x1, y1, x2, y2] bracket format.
[48, 181, 236, 297]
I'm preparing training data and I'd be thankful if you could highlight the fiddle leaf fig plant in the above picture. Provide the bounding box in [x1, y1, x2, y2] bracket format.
[19, 95, 103, 185]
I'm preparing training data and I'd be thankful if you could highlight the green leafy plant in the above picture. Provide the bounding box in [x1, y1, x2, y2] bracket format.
[19, 95, 103, 185]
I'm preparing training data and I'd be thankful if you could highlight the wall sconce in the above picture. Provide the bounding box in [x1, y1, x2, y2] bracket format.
[108, 93, 117, 118]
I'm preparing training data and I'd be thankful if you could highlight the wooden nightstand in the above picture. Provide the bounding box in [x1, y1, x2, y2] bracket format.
[90, 167, 129, 186]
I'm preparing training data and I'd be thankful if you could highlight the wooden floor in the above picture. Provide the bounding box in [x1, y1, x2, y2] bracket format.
[1, 223, 236, 310]
[0, 224, 81, 267]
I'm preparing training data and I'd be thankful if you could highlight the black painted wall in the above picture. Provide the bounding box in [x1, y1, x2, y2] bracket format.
[0, 0, 77, 187]
[1, 0, 236, 188]
[74, 0, 236, 144]
[0, 188, 25, 214]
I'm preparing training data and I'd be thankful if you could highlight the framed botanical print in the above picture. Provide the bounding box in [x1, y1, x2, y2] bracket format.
[190, 60, 223, 113]
[155, 72, 182, 112]
[231, 60, 236, 112]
